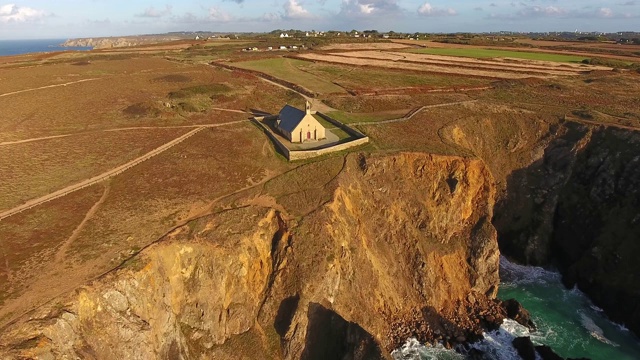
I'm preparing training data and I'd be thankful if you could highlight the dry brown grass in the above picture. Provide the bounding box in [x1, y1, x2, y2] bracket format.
[0, 128, 190, 211]
[0, 59, 254, 141]
[0, 185, 103, 308]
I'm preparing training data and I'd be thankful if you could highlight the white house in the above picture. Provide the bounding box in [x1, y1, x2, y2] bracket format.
[276, 101, 326, 143]
[280, 33, 289, 38]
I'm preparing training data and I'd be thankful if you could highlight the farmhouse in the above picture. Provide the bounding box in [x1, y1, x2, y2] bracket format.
[276, 101, 326, 143]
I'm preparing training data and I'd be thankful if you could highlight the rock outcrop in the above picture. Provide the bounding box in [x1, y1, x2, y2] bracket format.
[551, 128, 640, 336]
[0, 153, 502, 359]
[446, 113, 640, 337]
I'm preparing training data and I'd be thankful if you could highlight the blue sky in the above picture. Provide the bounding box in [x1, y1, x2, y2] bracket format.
[1, 1, 638, 39]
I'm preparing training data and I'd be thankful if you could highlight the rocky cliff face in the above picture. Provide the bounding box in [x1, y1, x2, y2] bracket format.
[442, 113, 640, 337]
[0, 153, 502, 359]
[62, 36, 180, 49]
[552, 129, 640, 336]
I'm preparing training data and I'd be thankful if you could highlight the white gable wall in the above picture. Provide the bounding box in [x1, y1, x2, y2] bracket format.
[291, 114, 326, 143]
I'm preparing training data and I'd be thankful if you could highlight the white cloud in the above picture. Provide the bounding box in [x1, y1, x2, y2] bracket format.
[284, 0, 312, 19]
[417, 3, 457, 16]
[340, 0, 400, 16]
[598, 7, 614, 18]
[208, 7, 234, 22]
[0, 3, 45, 23]
[136, 5, 172, 18]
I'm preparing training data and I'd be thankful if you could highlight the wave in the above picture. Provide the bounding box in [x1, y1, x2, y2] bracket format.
[499, 256, 561, 285]
[392, 319, 533, 360]
[579, 311, 620, 347]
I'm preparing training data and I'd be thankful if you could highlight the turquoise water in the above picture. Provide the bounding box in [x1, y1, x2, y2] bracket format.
[498, 257, 640, 359]
[0, 39, 92, 57]
[393, 257, 640, 359]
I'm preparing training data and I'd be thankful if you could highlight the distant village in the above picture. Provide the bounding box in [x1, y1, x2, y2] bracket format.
[187, 29, 640, 48]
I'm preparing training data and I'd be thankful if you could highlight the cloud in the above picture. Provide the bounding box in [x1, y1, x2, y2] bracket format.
[224, 0, 245, 3]
[491, 4, 634, 20]
[208, 7, 234, 22]
[618, 1, 636, 5]
[136, 5, 172, 18]
[598, 7, 614, 17]
[0, 3, 45, 22]
[284, 0, 312, 18]
[417, 3, 457, 16]
[339, 0, 401, 17]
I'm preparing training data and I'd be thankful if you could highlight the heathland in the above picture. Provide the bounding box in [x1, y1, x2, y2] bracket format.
[1, 35, 640, 359]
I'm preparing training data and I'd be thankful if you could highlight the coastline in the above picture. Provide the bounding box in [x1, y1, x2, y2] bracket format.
[0, 39, 92, 57]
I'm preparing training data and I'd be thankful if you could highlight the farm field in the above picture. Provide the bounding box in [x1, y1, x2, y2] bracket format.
[230, 57, 347, 94]
[408, 47, 588, 63]
[296, 51, 605, 79]
[231, 56, 491, 95]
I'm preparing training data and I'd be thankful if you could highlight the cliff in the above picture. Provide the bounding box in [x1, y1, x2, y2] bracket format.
[449, 116, 640, 337]
[62, 36, 181, 49]
[552, 129, 640, 336]
[0, 153, 501, 359]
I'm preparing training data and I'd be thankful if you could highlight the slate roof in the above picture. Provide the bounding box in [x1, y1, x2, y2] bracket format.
[278, 105, 306, 133]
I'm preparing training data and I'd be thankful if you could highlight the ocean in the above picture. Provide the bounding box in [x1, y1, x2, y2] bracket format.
[0, 39, 92, 57]
[392, 257, 640, 360]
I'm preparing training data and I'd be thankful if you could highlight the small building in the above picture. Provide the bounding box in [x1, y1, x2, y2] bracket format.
[279, 45, 287, 50]
[276, 101, 326, 143]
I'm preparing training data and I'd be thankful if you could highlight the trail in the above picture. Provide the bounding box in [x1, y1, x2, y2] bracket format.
[54, 183, 111, 263]
[0, 118, 249, 147]
[0, 122, 242, 221]
[0, 78, 100, 98]
[351, 100, 478, 126]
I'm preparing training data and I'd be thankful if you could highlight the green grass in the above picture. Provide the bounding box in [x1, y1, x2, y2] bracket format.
[409, 48, 588, 63]
[305, 64, 488, 89]
[232, 58, 347, 94]
[329, 128, 351, 140]
[312, 114, 335, 128]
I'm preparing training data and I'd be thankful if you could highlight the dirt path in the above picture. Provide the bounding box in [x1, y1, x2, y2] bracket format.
[0, 78, 100, 98]
[351, 100, 478, 126]
[54, 183, 111, 263]
[0, 117, 250, 147]
[0, 120, 250, 220]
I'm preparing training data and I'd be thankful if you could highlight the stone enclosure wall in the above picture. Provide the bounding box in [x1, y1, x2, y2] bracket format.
[252, 112, 369, 161]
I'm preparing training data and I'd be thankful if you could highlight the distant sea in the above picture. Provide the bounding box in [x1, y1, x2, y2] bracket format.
[0, 39, 92, 57]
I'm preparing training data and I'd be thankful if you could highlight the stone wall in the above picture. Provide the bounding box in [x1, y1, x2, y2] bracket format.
[252, 114, 369, 161]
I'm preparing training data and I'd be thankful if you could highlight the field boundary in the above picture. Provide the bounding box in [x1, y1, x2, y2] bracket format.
[210, 61, 317, 98]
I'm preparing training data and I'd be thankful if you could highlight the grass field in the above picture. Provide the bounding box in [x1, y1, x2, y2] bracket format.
[233, 57, 488, 94]
[409, 48, 588, 63]
[302, 63, 490, 90]
[231, 57, 347, 94]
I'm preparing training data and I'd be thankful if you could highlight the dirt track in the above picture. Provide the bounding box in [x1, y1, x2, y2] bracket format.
[0, 120, 247, 220]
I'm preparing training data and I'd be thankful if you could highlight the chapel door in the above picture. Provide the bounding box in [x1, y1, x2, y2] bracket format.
[307, 131, 311, 140]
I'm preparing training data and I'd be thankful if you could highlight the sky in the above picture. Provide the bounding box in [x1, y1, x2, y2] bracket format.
[0, 0, 639, 40]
